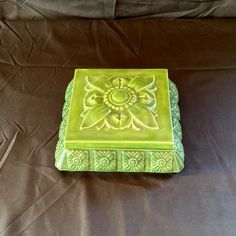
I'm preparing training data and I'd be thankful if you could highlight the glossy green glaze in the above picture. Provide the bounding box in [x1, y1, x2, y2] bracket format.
[65, 69, 173, 150]
[55, 69, 184, 173]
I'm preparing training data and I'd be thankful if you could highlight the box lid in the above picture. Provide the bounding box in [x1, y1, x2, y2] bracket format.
[65, 69, 174, 150]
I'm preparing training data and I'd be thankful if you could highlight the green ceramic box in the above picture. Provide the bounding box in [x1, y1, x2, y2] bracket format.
[55, 69, 184, 173]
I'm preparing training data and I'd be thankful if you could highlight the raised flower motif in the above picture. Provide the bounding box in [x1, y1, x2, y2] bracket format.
[94, 151, 117, 171]
[122, 151, 145, 172]
[150, 152, 173, 173]
[80, 76, 158, 130]
[67, 150, 89, 171]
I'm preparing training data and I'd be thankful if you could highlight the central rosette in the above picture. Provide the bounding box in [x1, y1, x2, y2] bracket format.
[110, 89, 130, 104]
[104, 87, 137, 111]
[81, 76, 159, 130]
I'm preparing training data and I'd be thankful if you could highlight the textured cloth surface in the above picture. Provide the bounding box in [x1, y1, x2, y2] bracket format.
[0, 19, 236, 236]
[0, 0, 236, 19]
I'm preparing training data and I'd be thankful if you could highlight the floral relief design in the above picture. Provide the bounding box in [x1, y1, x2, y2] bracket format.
[122, 151, 145, 172]
[80, 76, 158, 130]
[94, 151, 117, 171]
[150, 152, 173, 173]
[174, 135, 185, 161]
[169, 80, 179, 103]
[67, 150, 89, 170]
[171, 102, 180, 121]
[55, 140, 64, 160]
[172, 115, 182, 140]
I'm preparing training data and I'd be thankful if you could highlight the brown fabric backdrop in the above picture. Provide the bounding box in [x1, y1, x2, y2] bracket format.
[1, 0, 236, 19]
[0, 19, 236, 236]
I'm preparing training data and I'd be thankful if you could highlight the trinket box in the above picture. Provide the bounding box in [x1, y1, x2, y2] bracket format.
[55, 69, 184, 173]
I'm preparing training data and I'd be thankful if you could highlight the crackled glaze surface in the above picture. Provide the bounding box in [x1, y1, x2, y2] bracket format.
[55, 69, 184, 173]
[81, 76, 158, 130]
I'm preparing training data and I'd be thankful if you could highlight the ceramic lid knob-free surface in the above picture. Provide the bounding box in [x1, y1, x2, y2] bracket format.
[55, 69, 184, 173]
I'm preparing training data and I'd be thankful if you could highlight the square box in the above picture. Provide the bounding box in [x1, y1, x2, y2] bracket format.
[55, 69, 184, 173]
